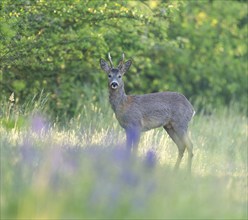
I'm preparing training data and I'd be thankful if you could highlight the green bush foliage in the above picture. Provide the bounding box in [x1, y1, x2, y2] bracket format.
[0, 0, 247, 116]
[166, 0, 248, 110]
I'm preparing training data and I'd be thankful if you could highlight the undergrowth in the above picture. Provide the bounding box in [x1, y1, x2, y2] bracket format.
[0, 94, 247, 219]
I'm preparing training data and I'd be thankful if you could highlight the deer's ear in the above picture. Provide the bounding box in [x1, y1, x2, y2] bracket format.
[119, 60, 132, 75]
[100, 58, 111, 73]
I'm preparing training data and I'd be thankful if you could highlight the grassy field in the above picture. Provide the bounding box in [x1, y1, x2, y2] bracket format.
[1, 97, 247, 219]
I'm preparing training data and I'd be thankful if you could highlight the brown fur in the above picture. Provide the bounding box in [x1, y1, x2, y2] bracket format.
[100, 54, 195, 172]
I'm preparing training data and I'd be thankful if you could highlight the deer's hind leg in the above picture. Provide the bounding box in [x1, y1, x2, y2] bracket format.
[164, 125, 186, 170]
[182, 132, 194, 172]
[164, 124, 193, 172]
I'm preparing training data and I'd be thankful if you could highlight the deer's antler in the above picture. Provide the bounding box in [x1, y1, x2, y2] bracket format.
[108, 52, 114, 68]
[118, 53, 125, 67]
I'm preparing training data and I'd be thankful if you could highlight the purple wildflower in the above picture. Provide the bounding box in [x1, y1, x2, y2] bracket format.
[145, 150, 157, 168]
[31, 114, 48, 134]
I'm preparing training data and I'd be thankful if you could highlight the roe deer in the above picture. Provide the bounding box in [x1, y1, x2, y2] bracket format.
[100, 53, 195, 171]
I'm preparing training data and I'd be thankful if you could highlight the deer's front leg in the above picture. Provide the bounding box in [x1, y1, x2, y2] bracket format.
[125, 126, 141, 153]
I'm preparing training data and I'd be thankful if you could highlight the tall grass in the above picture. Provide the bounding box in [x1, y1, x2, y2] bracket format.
[1, 94, 247, 219]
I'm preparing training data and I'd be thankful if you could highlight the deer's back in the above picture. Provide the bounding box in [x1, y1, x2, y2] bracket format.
[118, 92, 195, 131]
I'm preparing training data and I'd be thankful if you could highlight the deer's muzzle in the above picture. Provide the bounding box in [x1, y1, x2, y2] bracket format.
[110, 81, 119, 89]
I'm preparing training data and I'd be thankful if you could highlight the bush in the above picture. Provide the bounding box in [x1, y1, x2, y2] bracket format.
[0, 0, 247, 116]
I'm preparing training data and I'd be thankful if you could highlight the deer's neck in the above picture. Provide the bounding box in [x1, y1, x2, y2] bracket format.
[109, 85, 127, 112]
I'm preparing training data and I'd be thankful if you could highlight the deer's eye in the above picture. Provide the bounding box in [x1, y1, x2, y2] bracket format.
[118, 75, 122, 78]
[108, 74, 111, 78]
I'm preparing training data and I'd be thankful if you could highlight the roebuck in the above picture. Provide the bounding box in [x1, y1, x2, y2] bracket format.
[100, 53, 195, 171]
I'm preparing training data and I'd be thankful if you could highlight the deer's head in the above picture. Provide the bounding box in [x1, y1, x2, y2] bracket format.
[100, 53, 132, 90]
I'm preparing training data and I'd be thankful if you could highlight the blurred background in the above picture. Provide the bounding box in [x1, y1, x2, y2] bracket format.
[1, 0, 247, 117]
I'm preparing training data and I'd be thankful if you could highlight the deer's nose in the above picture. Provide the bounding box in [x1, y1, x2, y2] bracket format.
[110, 81, 119, 89]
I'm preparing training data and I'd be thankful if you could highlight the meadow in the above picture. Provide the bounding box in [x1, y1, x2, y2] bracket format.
[1, 96, 247, 219]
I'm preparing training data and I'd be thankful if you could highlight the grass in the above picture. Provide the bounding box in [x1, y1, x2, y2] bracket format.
[0, 96, 247, 219]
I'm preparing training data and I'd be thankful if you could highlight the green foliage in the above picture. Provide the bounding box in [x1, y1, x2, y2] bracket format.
[166, 0, 248, 110]
[0, 0, 176, 116]
[0, 0, 247, 116]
